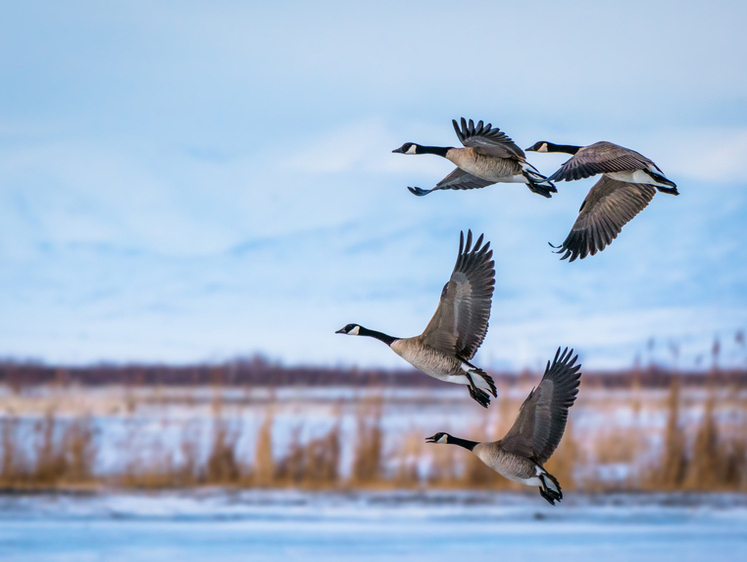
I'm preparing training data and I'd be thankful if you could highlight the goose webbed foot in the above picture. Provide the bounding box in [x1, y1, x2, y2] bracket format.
[467, 385, 491, 408]
[523, 177, 556, 199]
[657, 185, 680, 196]
[538, 472, 563, 505]
[472, 368, 497, 398]
[539, 487, 560, 505]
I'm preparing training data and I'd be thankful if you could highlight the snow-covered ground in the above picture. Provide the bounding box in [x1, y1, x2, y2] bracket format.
[1, 491, 746, 561]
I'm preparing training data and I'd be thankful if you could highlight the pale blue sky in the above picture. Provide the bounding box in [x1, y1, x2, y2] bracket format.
[1, 1, 746, 369]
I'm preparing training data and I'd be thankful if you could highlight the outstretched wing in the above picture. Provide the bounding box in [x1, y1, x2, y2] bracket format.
[548, 141, 655, 182]
[453, 118, 525, 160]
[553, 177, 657, 261]
[408, 168, 494, 196]
[500, 348, 581, 465]
[420, 230, 495, 361]
[436, 167, 496, 191]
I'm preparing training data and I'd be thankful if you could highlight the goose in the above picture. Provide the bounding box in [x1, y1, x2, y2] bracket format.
[526, 140, 679, 261]
[336, 230, 497, 407]
[426, 347, 581, 505]
[393, 118, 556, 198]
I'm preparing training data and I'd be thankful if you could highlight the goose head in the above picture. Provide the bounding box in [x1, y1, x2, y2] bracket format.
[425, 432, 451, 444]
[335, 323, 362, 336]
[525, 141, 550, 153]
[392, 142, 420, 155]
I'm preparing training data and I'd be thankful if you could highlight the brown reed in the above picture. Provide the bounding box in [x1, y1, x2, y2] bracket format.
[205, 417, 241, 484]
[1, 377, 746, 492]
[392, 430, 424, 487]
[649, 376, 688, 489]
[252, 411, 276, 486]
[0, 411, 95, 488]
[349, 400, 383, 485]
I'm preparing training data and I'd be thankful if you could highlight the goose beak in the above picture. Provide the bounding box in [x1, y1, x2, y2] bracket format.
[392, 147, 405, 153]
[524, 146, 534, 152]
[335, 328, 346, 334]
[425, 434, 438, 444]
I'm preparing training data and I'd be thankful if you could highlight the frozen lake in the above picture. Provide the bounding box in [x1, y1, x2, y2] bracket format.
[1, 491, 746, 561]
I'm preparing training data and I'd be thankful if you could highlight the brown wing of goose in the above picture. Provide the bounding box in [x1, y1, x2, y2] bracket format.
[436, 167, 496, 191]
[419, 230, 495, 361]
[453, 118, 525, 160]
[548, 142, 656, 182]
[499, 348, 582, 465]
[408, 168, 495, 196]
[553, 177, 657, 261]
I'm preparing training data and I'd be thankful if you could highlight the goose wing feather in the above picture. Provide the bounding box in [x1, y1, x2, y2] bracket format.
[500, 348, 581, 465]
[420, 230, 495, 361]
[453, 118, 525, 160]
[435, 167, 495, 191]
[554, 177, 657, 261]
[548, 142, 656, 182]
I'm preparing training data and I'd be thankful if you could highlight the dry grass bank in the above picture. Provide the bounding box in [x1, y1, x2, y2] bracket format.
[1, 377, 746, 493]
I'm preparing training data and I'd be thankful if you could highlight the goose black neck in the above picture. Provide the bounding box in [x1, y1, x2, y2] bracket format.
[546, 143, 582, 155]
[448, 436, 478, 451]
[359, 327, 398, 346]
[418, 145, 450, 157]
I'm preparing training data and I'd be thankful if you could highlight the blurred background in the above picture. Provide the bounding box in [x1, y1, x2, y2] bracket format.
[1, 1, 746, 561]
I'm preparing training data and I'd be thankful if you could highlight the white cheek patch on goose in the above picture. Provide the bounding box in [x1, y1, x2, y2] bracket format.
[349, 326, 360, 335]
[438, 435, 448, 444]
[406, 145, 418, 155]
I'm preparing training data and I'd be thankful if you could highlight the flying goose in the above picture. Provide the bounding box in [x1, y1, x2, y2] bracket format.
[393, 118, 556, 198]
[336, 230, 497, 407]
[426, 347, 581, 505]
[526, 141, 678, 261]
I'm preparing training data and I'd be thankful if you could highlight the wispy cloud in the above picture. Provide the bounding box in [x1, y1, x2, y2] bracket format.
[1, 2, 746, 369]
[652, 127, 747, 182]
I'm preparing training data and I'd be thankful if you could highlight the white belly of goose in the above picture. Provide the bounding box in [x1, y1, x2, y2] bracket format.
[390, 340, 467, 383]
[473, 445, 542, 485]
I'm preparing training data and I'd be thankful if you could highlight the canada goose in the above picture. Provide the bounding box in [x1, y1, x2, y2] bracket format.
[336, 230, 497, 407]
[426, 347, 581, 505]
[526, 141, 679, 261]
[393, 118, 556, 198]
